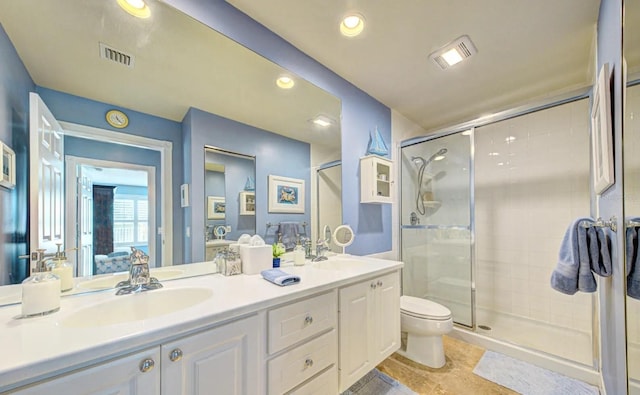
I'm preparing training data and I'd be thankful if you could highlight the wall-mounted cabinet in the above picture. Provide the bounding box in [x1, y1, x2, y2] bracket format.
[239, 191, 255, 215]
[360, 155, 393, 203]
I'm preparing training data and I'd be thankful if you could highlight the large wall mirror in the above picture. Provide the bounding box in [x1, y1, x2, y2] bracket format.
[0, 0, 341, 303]
[625, 1, 640, 393]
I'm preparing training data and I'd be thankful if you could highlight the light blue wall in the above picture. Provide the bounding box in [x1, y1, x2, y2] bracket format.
[596, 0, 625, 392]
[37, 88, 185, 264]
[0, 23, 34, 284]
[184, 107, 310, 263]
[165, 0, 392, 255]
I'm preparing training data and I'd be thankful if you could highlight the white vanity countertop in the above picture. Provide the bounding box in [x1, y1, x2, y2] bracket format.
[0, 255, 402, 391]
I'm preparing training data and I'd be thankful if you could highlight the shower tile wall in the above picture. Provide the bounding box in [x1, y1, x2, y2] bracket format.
[474, 99, 592, 364]
[624, 84, 640, 381]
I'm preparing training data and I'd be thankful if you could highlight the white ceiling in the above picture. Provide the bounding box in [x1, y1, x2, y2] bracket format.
[227, 0, 601, 133]
[0, 0, 341, 150]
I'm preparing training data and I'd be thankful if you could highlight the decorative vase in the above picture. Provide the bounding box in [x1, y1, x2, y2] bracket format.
[273, 257, 281, 268]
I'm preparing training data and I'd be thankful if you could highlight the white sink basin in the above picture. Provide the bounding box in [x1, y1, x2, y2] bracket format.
[62, 287, 212, 327]
[312, 258, 367, 270]
[77, 269, 185, 290]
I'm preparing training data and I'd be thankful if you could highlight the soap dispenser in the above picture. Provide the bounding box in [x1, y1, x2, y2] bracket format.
[48, 243, 73, 292]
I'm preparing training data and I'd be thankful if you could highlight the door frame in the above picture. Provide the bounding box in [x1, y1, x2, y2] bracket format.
[60, 122, 173, 268]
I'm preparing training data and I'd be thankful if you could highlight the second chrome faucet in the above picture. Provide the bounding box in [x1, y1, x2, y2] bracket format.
[116, 247, 163, 295]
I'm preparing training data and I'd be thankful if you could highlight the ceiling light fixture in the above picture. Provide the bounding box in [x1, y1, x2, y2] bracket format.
[340, 13, 365, 37]
[310, 115, 333, 128]
[276, 75, 295, 89]
[117, 0, 151, 18]
[428, 35, 477, 70]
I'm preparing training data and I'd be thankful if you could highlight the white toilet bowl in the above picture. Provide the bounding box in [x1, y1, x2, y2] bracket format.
[398, 295, 453, 368]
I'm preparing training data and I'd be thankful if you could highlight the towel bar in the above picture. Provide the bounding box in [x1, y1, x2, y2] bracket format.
[627, 220, 640, 228]
[580, 216, 617, 233]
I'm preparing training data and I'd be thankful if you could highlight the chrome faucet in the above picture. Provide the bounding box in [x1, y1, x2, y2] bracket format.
[312, 239, 329, 262]
[116, 247, 163, 295]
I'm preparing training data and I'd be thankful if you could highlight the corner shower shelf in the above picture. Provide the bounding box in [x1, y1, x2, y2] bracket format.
[422, 200, 441, 208]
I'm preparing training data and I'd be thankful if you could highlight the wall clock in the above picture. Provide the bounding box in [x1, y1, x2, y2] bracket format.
[105, 109, 129, 128]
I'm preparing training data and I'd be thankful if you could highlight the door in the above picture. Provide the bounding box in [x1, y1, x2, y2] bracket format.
[13, 347, 161, 394]
[374, 272, 401, 360]
[338, 280, 374, 392]
[29, 92, 65, 273]
[77, 166, 93, 276]
[161, 315, 261, 394]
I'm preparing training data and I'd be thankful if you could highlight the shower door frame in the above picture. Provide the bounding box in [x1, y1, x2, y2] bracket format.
[399, 127, 476, 329]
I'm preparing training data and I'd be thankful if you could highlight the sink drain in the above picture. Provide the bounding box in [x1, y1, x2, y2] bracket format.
[478, 325, 492, 331]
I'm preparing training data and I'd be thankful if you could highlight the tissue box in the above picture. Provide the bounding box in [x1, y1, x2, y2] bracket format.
[240, 245, 272, 275]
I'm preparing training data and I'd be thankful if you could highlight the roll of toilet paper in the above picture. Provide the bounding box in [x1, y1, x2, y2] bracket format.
[21, 273, 61, 317]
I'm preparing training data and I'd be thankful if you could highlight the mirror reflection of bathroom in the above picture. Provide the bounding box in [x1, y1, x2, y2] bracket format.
[316, 161, 342, 253]
[203, 147, 256, 260]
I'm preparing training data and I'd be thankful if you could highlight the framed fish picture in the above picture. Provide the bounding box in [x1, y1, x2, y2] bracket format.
[268, 175, 305, 213]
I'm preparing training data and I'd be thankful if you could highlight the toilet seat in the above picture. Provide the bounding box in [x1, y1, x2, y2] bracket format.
[401, 296, 452, 321]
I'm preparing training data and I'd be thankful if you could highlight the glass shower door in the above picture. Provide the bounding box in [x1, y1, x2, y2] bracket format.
[400, 131, 473, 327]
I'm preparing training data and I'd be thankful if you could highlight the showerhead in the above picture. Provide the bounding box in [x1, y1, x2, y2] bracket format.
[411, 148, 448, 169]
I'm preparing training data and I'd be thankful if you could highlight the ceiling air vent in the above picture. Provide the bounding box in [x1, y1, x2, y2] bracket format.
[428, 35, 477, 70]
[99, 43, 134, 68]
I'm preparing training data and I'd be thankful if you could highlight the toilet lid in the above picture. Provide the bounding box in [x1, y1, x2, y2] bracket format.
[400, 296, 452, 320]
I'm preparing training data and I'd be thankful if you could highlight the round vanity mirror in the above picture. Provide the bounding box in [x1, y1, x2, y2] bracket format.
[214, 225, 228, 239]
[333, 224, 354, 254]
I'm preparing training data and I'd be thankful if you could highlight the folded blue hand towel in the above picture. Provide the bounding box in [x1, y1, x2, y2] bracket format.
[551, 217, 595, 295]
[261, 268, 301, 286]
[590, 227, 613, 277]
[628, 220, 640, 300]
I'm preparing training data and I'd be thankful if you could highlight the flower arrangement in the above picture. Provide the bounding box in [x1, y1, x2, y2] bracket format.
[272, 243, 285, 258]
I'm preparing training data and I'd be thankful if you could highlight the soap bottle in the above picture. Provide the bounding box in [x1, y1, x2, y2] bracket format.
[293, 237, 305, 266]
[48, 243, 73, 292]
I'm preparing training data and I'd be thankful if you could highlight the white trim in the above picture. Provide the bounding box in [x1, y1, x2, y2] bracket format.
[60, 121, 173, 267]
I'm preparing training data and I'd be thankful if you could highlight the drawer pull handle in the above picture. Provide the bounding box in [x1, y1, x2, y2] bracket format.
[304, 315, 313, 325]
[370, 282, 377, 289]
[377, 280, 383, 287]
[169, 348, 183, 362]
[304, 358, 314, 368]
[139, 358, 155, 373]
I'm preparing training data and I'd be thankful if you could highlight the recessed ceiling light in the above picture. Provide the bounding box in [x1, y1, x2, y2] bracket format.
[117, 0, 151, 18]
[434, 155, 445, 161]
[276, 76, 295, 89]
[428, 35, 478, 70]
[505, 136, 516, 143]
[310, 115, 333, 127]
[340, 13, 365, 37]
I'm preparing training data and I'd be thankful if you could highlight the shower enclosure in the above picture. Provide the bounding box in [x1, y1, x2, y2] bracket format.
[400, 97, 594, 368]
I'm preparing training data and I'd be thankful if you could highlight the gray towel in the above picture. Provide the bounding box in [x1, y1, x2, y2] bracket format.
[628, 220, 640, 300]
[550, 217, 596, 295]
[589, 227, 613, 277]
[279, 222, 300, 251]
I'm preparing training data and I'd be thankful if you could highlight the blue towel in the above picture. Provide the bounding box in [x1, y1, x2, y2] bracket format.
[550, 217, 596, 295]
[590, 227, 613, 277]
[628, 220, 640, 300]
[279, 222, 300, 251]
[261, 268, 301, 286]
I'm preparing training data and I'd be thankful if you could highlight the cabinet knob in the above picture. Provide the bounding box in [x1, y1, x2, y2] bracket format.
[304, 358, 314, 368]
[304, 315, 313, 325]
[377, 280, 383, 287]
[169, 348, 183, 362]
[370, 282, 377, 289]
[139, 358, 155, 373]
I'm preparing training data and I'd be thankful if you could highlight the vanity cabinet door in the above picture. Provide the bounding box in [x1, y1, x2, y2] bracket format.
[161, 314, 262, 395]
[338, 270, 401, 393]
[12, 347, 161, 395]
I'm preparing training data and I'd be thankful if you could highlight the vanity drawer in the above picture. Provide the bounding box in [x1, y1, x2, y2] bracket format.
[268, 291, 337, 354]
[287, 365, 338, 395]
[268, 329, 337, 395]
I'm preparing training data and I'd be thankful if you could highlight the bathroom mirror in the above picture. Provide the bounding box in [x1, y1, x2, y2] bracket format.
[0, 0, 341, 302]
[333, 224, 354, 254]
[624, 1, 640, 391]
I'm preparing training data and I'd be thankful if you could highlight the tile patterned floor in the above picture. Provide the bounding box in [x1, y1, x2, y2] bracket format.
[376, 336, 519, 395]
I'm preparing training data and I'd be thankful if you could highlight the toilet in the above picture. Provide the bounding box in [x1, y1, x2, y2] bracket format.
[399, 295, 453, 368]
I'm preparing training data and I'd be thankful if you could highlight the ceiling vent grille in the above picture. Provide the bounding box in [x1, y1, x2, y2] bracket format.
[99, 43, 134, 68]
[429, 35, 477, 70]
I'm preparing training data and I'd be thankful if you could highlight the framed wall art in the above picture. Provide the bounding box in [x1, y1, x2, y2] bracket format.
[0, 141, 15, 190]
[207, 196, 226, 220]
[591, 62, 614, 195]
[268, 175, 305, 213]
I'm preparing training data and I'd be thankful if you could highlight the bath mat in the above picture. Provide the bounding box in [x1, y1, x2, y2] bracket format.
[473, 350, 599, 395]
[341, 369, 416, 395]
